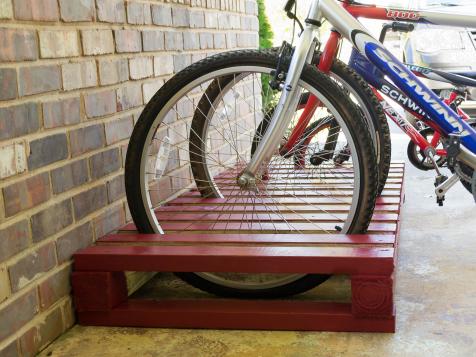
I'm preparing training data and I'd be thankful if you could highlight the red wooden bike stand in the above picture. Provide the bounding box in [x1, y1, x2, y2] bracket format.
[72, 163, 404, 333]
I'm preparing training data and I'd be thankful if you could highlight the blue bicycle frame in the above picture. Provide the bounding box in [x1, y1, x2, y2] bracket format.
[318, 0, 476, 157]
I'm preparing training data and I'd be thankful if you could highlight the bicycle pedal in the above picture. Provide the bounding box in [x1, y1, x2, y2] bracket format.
[437, 196, 445, 207]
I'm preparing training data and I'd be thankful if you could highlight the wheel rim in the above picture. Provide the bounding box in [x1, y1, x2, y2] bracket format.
[138, 65, 363, 290]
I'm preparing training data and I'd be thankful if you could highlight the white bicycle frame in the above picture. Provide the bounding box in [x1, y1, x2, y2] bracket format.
[238, 0, 476, 186]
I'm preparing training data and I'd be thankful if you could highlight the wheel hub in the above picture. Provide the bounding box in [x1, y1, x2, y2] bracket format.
[237, 171, 258, 191]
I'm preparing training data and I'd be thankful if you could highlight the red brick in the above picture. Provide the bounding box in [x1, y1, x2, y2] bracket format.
[98, 58, 129, 85]
[56, 222, 93, 263]
[18, 65, 61, 96]
[39, 30, 80, 58]
[51, 159, 89, 194]
[0, 289, 38, 340]
[105, 115, 133, 145]
[72, 185, 108, 220]
[0, 340, 19, 357]
[116, 83, 143, 111]
[3, 172, 51, 217]
[19, 307, 63, 356]
[173, 53, 192, 72]
[61, 298, 75, 330]
[184, 32, 200, 50]
[0, 28, 38, 62]
[172, 6, 190, 27]
[42, 97, 80, 129]
[59, 0, 95, 22]
[199, 32, 213, 49]
[143, 79, 164, 103]
[38, 265, 71, 310]
[114, 29, 141, 53]
[13, 0, 59, 21]
[96, 0, 125, 23]
[0, 0, 14, 19]
[18, 327, 38, 357]
[31, 199, 73, 243]
[126, 1, 151, 25]
[151, 3, 172, 26]
[0, 68, 17, 100]
[164, 31, 184, 51]
[69, 124, 105, 157]
[93, 204, 125, 238]
[0, 102, 40, 140]
[62, 60, 97, 91]
[8, 242, 56, 292]
[84, 89, 116, 118]
[0, 219, 30, 263]
[142, 30, 164, 52]
[81, 29, 114, 55]
[89, 147, 121, 180]
[107, 174, 125, 202]
[129, 56, 153, 80]
[154, 55, 174, 76]
[27, 133, 69, 170]
[190, 10, 205, 28]
[149, 177, 171, 206]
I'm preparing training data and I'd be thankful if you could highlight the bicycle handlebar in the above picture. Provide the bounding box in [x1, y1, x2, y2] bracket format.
[379, 22, 415, 43]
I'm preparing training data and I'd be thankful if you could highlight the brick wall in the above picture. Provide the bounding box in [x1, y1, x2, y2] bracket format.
[0, 0, 258, 355]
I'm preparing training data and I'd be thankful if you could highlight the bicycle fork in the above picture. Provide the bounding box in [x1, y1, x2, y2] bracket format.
[237, 3, 322, 189]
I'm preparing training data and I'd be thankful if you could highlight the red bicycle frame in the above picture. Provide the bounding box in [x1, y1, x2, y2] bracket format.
[282, 0, 471, 159]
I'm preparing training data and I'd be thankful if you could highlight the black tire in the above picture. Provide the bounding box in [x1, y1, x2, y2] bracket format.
[310, 53, 392, 196]
[450, 122, 476, 194]
[125, 49, 378, 298]
[251, 49, 391, 196]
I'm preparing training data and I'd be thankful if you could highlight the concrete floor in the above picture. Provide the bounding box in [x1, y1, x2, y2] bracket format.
[39, 130, 476, 357]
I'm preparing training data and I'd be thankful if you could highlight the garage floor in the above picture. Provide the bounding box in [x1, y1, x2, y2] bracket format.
[39, 131, 476, 357]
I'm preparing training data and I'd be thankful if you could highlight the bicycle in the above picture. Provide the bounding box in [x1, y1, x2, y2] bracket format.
[305, 16, 476, 198]
[125, 0, 476, 298]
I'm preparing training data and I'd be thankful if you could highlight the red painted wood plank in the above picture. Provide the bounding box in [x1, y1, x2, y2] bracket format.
[77, 299, 394, 332]
[74, 245, 394, 275]
[156, 221, 396, 234]
[224, 171, 402, 178]
[181, 190, 401, 199]
[166, 196, 401, 206]
[154, 203, 400, 213]
[120, 217, 396, 234]
[188, 184, 403, 193]
[72, 272, 127, 311]
[154, 212, 399, 223]
[98, 233, 396, 245]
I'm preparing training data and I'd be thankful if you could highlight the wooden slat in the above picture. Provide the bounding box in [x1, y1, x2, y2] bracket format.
[181, 189, 401, 198]
[77, 299, 394, 333]
[166, 196, 401, 205]
[98, 233, 396, 246]
[154, 212, 399, 222]
[157, 221, 396, 234]
[153, 203, 400, 213]
[74, 245, 394, 275]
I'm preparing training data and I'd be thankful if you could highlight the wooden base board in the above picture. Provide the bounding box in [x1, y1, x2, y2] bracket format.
[72, 162, 404, 333]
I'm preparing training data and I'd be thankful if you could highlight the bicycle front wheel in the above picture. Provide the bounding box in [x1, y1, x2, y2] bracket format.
[125, 50, 378, 298]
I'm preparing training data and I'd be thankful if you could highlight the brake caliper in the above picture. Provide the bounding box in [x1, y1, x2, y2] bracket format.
[269, 41, 293, 91]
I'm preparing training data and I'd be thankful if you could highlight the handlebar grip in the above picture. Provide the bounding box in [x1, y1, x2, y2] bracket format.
[284, 0, 296, 12]
[392, 22, 415, 33]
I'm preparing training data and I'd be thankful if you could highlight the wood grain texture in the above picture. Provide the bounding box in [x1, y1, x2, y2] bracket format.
[72, 163, 405, 332]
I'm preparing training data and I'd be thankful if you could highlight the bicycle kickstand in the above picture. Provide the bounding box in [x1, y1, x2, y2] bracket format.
[434, 173, 459, 206]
